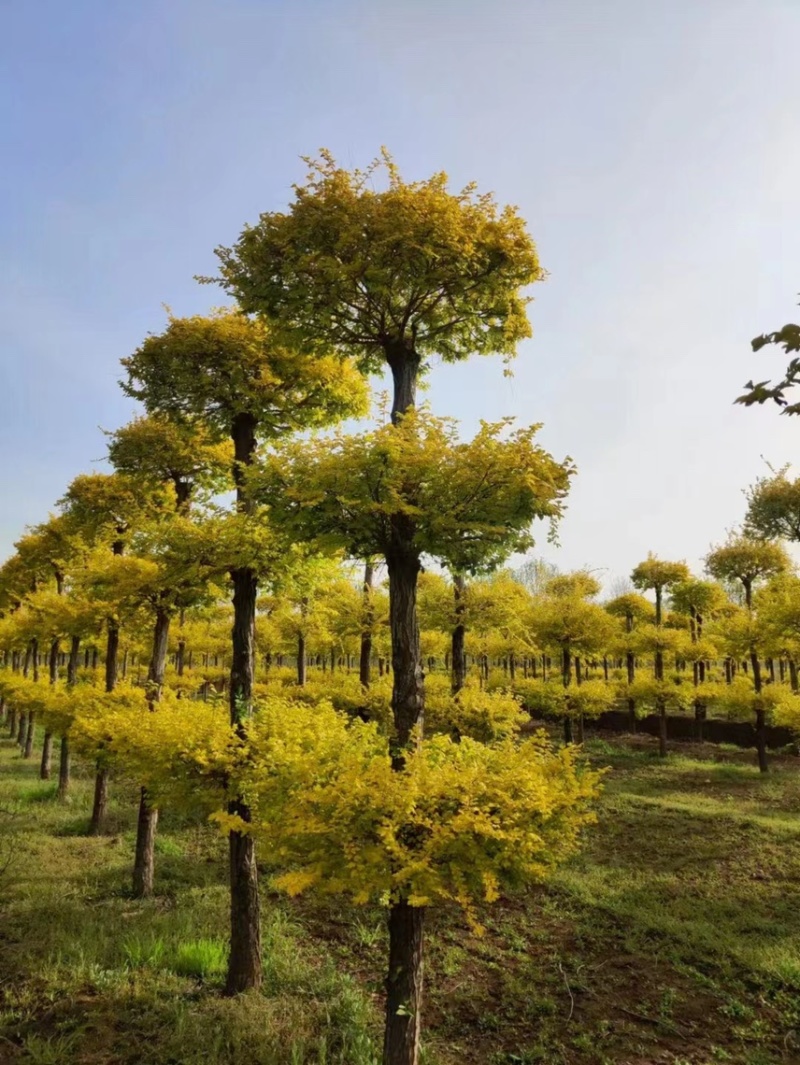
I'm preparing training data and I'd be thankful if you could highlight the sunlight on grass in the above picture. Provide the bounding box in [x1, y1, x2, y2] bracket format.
[1, 738, 798, 1063]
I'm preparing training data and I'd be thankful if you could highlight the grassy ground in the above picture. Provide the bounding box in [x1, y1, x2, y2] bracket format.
[0, 729, 799, 1065]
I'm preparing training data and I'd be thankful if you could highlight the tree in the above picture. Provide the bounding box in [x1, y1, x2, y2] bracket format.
[254, 408, 571, 1065]
[669, 579, 727, 739]
[631, 555, 691, 755]
[705, 535, 791, 771]
[121, 307, 368, 994]
[705, 535, 789, 611]
[512, 556, 559, 597]
[459, 572, 533, 688]
[544, 569, 601, 601]
[11, 524, 72, 761]
[108, 414, 231, 897]
[270, 554, 344, 686]
[757, 573, 800, 691]
[605, 593, 655, 730]
[744, 468, 800, 542]
[126, 517, 222, 896]
[211, 150, 543, 425]
[106, 414, 233, 512]
[60, 471, 167, 832]
[530, 585, 616, 742]
[211, 152, 547, 1063]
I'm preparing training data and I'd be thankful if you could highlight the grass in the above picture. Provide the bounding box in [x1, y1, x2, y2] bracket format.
[0, 728, 799, 1064]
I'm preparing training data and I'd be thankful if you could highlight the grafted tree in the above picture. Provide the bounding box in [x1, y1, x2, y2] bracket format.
[669, 579, 727, 739]
[107, 415, 232, 897]
[121, 307, 368, 993]
[705, 536, 789, 612]
[631, 555, 691, 755]
[106, 414, 233, 513]
[706, 535, 790, 771]
[531, 581, 616, 743]
[605, 593, 655, 730]
[744, 468, 800, 543]
[60, 471, 167, 833]
[254, 407, 572, 1065]
[211, 149, 543, 426]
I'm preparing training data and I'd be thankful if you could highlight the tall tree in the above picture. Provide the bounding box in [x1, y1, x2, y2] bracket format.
[121, 307, 368, 994]
[213, 151, 547, 1063]
[107, 415, 231, 897]
[255, 408, 571, 1065]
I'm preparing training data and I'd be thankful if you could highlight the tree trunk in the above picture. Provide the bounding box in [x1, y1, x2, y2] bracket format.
[387, 347, 420, 426]
[225, 816, 262, 994]
[49, 637, 59, 684]
[626, 647, 636, 730]
[383, 342, 426, 1065]
[7, 707, 16, 738]
[383, 901, 424, 1065]
[39, 636, 59, 780]
[132, 788, 159, 897]
[57, 736, 71, 802]
[23, 712, 35, 759]
[89, 619, 120, 834]
[88, 767, 109, 836]
[790, 659, 799, 693]
[40, 732, 53, 780]
[225, 410, 262, 995]
[360, 561, 374, 688]
[105, 621, 120, 693]
[17, 711, 27, 748]
[386, 546, 424, 767]
[57, 635, 80, 802]
[132, 607, 171, 898]
[146, 608, 171, 705]
[751, 651, 768, 773]
[451, 574, 466, 695]
[297, 634, 306, 686]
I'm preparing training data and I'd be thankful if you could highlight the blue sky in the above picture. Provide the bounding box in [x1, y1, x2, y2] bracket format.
[2, 0, 799, 586]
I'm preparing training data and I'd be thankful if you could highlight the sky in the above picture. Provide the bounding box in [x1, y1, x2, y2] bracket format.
[1, 0, 799, 588]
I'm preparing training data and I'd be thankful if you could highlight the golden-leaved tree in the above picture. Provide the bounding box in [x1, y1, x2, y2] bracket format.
[120, 307, 368, 994]
[254, 408, 573, 1065]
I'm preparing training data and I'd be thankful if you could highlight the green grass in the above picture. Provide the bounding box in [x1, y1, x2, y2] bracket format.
[0, 730, 799, 1064]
